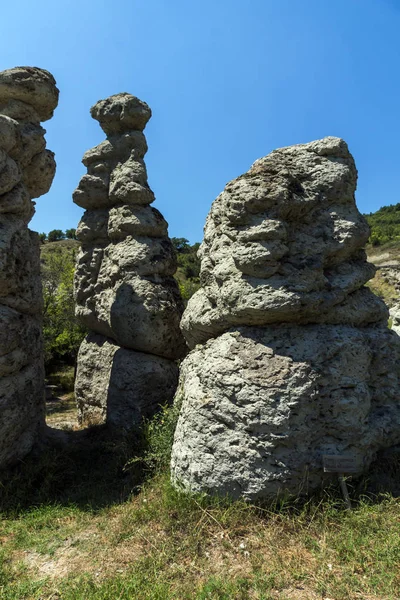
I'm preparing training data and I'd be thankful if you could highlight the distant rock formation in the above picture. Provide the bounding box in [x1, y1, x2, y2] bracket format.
[389, 304, 400, 336]
[73, 93, 186, 427]
[171, 137, 400, 500]
[0, 67, 59, 468]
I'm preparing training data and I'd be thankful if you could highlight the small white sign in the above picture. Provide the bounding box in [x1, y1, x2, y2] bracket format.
[323, 454, 359, 474]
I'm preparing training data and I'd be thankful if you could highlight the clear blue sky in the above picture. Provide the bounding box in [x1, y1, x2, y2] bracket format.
[1, 0, 399, 243]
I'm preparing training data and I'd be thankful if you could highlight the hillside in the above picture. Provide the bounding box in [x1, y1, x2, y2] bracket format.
[365, 205, 400, 307]
[364, 203, 400, 247]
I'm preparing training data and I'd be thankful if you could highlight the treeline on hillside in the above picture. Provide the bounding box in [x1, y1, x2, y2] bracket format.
[40, 235, 201, 370]
[39, 228, 76, 243]
[364, 203, 400, 246]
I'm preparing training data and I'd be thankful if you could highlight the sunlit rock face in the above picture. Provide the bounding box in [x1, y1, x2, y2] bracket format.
[0, 67, 59, 468]
[171, 137, 400, 501]
[73, 93, 187, 428]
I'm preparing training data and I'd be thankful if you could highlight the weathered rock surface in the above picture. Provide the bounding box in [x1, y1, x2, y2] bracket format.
[75, 334, 179, 427]
[181, 137, 386, 348]
[0, 67, 58, 469]
[74, 93, 186, 427]
[171, 137, 400, 500]
[389, 304, 400, 336]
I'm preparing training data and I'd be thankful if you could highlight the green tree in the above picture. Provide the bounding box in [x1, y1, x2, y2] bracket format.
[65, 228, 77, 239]
[48, 229, 65, 242]
[41, 246, 86, 366]
[365, 203, 400, 246]
[39, 232, 47, 244]
[171, 237, 190, 253]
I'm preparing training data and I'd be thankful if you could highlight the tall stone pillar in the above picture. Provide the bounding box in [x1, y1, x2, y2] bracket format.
[73, 93, 187, 427]
[171, 137, 400, 500]
[0, 67, 59, 468]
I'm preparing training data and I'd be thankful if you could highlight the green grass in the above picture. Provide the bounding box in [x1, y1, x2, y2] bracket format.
[1, 405, 400, 600]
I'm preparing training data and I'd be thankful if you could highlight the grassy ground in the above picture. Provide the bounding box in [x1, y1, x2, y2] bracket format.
[1, 401, 400, 600]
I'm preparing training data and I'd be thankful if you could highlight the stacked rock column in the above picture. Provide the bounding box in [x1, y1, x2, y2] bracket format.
[171, 137, 400, 501]
[0, 67, 59, 468]
[73, 93, 187, 427]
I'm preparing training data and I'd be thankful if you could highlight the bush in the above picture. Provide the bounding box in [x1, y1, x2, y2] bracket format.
[41, 245, 86, 366]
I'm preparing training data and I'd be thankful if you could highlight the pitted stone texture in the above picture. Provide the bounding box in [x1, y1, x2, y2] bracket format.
[22, 149, 56, 198]
[74, 92, 186, 428]
[0, 217, 42, 314]
[91, 93, 151, 135]
[75, 255, 186, 360]
[172, 136, 399, 500]
[0, 305, 42, 377]
[82, 131, 148, 168]
[0, 67, 59, 121]
[76, 206, 168, 245]
[0, 66, 58, 469]
[0, 360, 45, 468]
[75, 334, 179, 428]
[182, 137, 387, 348]
[171, 325, 400, 500]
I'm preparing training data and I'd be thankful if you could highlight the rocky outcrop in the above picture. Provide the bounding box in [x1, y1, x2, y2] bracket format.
[74, 93, 186, 428]
[171, 137, 400, 500]
[0, 67, 59, 468]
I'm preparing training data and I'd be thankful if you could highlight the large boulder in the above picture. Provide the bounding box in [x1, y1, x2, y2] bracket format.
[171, 137, 400, 500]
[75, 334, 179, 427]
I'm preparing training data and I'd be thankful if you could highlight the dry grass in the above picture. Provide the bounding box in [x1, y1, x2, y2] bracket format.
[1, 468, 400, 599]
[1, 403, 400, 599]
[365, 270, 398, 307]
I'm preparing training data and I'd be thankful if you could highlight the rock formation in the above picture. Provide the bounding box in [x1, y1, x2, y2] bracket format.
[0, 67, 59, 468]
[73, 93, 186, 427]
[171, 137, 400, 501]
[389, 304, 400, 336]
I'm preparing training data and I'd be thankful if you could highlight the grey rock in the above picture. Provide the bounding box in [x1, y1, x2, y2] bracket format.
[0, 148, 21, 195]
[171, 326, 400, 501]
[0, 216, 42, 314]
[75, 271, 186, 359]
[0, 66, 58, 469]
[0, 115, 19, 153]
[0, 361, 45, 468]
[82, 131, 148, 168]
[171, 137, 400, 499]
[0, 67, 59, 121]
[108, 206, 168, 240]
[0, 305, 42, 376]
[0, 184, 32, 218]
[22, 149, 56, 198]
[75, 334, 179, 427]
[74, 93, 186, 428]
[181, 137, 385, 348]
[389, 304, 400, 336]
[91, 93, 151, 135]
